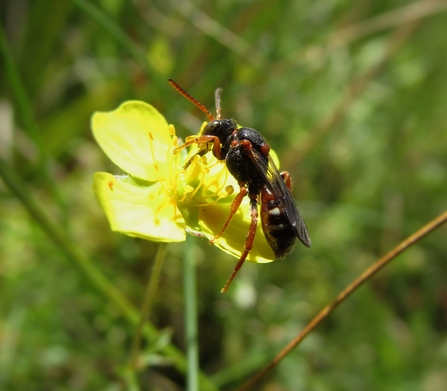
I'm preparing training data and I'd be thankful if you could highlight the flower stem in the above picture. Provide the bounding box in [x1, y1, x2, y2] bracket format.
[128, 243, 168, 370]
[183, 240, 199, 391]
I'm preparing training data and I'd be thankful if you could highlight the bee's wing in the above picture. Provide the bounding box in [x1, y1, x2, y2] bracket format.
[245, 148, 311, 247]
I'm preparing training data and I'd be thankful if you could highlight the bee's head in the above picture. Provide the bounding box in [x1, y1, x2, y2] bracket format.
[202, 119, 237, 142]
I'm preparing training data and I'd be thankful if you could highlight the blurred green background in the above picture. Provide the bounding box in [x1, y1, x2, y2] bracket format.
[1, 0, 447, 390]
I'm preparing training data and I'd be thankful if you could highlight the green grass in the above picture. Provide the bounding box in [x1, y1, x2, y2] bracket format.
[1, 1, 447, 390]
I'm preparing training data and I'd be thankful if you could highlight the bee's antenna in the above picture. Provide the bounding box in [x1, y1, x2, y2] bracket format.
[215, 87, 223, 120]
[168, 79, 215, 122]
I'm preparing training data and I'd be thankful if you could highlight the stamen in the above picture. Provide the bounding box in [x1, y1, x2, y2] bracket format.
[224, 185, 234, 196]
[187, 167, 206, 200]
[178, 184, 194, 203]
[168, 124, 176, 137]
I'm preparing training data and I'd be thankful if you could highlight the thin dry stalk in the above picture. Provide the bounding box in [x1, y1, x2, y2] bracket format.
[236, 209, 447, 391]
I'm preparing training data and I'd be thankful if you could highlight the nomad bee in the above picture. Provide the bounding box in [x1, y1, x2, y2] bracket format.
[168, 79, 311, 292]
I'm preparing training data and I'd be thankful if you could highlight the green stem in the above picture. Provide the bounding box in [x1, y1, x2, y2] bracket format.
[129, 243, 168, 370]
[183, 240, 199, 391]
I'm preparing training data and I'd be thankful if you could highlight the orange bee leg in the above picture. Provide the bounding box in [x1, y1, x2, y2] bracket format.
[174, 134, 223, 159]
[220, 195, 258, 293]
[280, 171, 292, 190]
[210, 185, 248, 244]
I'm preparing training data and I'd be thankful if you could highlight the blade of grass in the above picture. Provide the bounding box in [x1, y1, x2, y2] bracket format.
[172, 0, 265, 68]
[236, 209, 447, 391]
[0, 23, 69, 224]
[0, 25, 40, 150]
[271, 0, 447, 73]
[283, 19, 422, 168]
[71, 0, 166, 92]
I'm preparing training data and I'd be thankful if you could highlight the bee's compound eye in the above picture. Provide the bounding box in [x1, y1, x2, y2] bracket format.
[203, 120, 221, 135]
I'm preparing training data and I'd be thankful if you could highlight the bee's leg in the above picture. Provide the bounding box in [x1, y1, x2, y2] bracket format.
[173, 135, 222, 158]
[182, 149, 207, 169]
[185, 227, 205, 238]
[210, 184, 248, 244]
[221, 194, 258, 293]
[280, 171, 292, 190]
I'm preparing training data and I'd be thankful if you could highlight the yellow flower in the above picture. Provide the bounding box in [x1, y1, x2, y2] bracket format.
[92, 100, 275, 263]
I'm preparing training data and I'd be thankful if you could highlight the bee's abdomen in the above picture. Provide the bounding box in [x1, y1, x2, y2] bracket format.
[260, 187, 296, 258]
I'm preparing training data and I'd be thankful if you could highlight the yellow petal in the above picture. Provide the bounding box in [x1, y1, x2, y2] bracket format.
[92, 101, 175, 181]
[198, 200, 275, 263]
[94, 172, 186, 242]
[269, 148, 280, 168]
